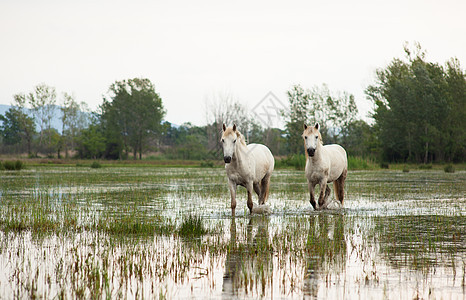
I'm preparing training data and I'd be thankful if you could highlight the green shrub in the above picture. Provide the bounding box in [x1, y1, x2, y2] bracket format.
[402, 166, 410, 173]
[380, 162, 389, 169]
[2, 160, 24, 171]
[200, 160, 214, 168]
[90, 161, 102, 169]
[444, 164, 455, 173]
[419, 164, 433, 170]
[0, 162, 4, 171]
[276, 154, 306, 170]
[15, 160, 24, 170]
[348, 156, 374, 170]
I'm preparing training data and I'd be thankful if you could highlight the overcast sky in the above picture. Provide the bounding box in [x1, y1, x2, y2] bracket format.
[1, 0, 465, 126]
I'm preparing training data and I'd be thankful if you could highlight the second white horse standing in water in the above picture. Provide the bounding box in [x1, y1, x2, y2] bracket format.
[221, 124, 274, 216]
[303, 123, 348, 210]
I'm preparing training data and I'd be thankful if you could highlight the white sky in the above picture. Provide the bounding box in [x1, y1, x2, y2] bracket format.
[1, 0, 465, 126]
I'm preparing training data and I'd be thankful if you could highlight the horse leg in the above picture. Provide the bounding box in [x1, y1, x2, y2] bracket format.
[259, 173, 271, 205]
[333, 181, 340, 203]
[246, 182, 254, 213]
[317, 180, 328, 209]
[253, 182, 261, 199]
[229, 180, 237, 216]
[336, 169, 347, 204]
[308, 180, 317, 210]
[323, 185, 331, 204]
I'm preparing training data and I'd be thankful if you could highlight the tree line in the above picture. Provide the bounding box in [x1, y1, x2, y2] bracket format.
[0, 45, 464, 163]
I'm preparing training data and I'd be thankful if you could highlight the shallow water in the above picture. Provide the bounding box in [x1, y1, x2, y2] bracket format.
[0, 166, 465, 299]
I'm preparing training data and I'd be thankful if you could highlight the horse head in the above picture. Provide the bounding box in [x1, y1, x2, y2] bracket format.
[221, 123, 241, 163]
[302, 123, 322, 157]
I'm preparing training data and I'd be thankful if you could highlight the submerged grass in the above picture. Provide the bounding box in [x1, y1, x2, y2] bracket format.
[178, 214, 208, 237]
[0, 165, 464, 299]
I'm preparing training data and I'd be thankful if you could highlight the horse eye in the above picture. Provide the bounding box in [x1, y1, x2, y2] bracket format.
[304, 136, 307, 140]
[315, 136, 318, 139]
[233, 139, 236, 143]
[221, 139, 224, 143]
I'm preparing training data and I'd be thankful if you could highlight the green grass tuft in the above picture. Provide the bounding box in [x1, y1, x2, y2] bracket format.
[178, 214, 207, 237]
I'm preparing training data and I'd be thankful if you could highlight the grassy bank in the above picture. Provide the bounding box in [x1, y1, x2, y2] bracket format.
[1, 156, 465, 171]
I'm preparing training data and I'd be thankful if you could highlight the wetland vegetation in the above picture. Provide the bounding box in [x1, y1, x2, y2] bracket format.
[0, 164, 464, 299]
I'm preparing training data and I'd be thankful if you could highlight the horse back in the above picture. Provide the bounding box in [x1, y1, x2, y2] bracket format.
[323, 144, 347, 180]
[247, 144, 275, 180]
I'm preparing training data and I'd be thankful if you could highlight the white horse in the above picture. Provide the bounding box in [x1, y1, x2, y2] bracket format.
[302, 123, 347, 210]
[221, 124, 275, 216]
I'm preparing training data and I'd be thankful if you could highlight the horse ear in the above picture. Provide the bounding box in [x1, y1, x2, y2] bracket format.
[314, 123, 319, 130]
[222, 123, 226, 131]
[304, 123, 308, 130]
[233, 124, 236, 132]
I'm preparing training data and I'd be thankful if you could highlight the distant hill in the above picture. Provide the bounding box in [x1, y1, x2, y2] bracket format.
[0, 104, 73, 133]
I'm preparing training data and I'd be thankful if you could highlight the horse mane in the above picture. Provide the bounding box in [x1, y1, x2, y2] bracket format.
[222, 127, 247, 146]
[235, 130, 247, 146]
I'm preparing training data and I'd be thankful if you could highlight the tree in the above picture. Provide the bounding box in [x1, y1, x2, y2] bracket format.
[366, 43, 466, 162]
[204, 91, 256, 156]
[101, 78, 165, 159]
[282, 85, 310, 154]
[0, 95, 36, 155]
[77, 121, 106, 159]
[0, 106, 36, 154]
[283, 84, 359, 154]
[61, 93, 89, 158]
[444, 58, 466, 162]
[13, 84, 57, 155]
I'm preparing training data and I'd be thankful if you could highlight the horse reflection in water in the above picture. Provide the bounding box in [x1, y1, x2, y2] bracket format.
[303, 213, 347, 298]
[222, 217, 272, 298]
[221, 214, 347, 298]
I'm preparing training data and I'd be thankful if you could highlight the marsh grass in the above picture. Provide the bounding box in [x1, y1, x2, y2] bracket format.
[0, 166, 464, 299]
[444, 164, 455, 173]
[178, 214, 208, 237]
[0, 160, 25, 170]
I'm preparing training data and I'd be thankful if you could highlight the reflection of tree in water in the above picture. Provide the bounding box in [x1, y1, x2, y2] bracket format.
[303, 213, 347, 298]
[223, 216, 272, 298]
[374, 215, 465, 273]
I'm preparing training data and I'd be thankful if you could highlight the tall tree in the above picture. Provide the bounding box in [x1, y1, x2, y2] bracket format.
[308, 84, 358, 144]
[444, 58, 466, 162]
[366, 43, 465, 162]
[13, 84, 57, 155]
[282, 85, 310, 154]
[0, 106, 36, 154]
[283, 84, 359, 154]
[61, 93, 89, 158]
[204, 91, 256, 156]
[101, 78, 165, 159]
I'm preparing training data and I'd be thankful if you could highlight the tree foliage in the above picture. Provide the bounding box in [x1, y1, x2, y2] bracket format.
[100, 78, 165, 159]
[283, 84, 360, 154]
[0, 107, 36, 154]
[366, 43, 466, 162]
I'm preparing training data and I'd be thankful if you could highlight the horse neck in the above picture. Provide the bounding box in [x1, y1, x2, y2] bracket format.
[232, 140, 249, 165]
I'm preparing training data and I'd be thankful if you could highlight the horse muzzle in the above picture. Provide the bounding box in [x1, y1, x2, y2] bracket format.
[224, 156, 232, 163]
[307, 148, 315, 157]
